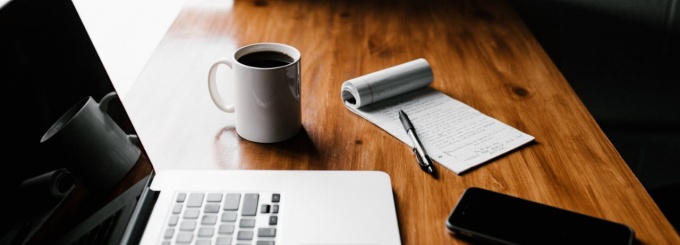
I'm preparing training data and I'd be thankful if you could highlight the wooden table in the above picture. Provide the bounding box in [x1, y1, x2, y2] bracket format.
[123, 0, 680, 244]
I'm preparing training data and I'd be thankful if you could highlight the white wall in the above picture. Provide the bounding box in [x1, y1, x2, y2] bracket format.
[72, 0, 186, 99]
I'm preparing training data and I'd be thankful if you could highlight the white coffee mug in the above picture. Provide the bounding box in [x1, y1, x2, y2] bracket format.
[208, 42, 302, 143]
[40, 92, 141, 191]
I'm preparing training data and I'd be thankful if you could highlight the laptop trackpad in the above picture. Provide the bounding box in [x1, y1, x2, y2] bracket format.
[279, 171, 401, 245]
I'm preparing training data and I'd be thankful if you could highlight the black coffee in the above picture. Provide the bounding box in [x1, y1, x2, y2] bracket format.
[237, 51, 294, 68]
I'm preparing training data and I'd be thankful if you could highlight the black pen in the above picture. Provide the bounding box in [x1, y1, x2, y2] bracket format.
[398, 110, 436, 175]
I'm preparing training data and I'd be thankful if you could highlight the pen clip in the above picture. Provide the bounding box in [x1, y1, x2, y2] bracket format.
[412, 147, 425, 167]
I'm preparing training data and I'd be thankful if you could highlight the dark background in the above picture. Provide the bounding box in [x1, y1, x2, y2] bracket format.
[1, 0, 136, 241]
[510, 0, 680, 233]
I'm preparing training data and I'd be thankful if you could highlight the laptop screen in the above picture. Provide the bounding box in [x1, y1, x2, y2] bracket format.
[1, 0, 154, 243]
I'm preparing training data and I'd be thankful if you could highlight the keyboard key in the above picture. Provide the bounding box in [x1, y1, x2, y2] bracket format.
[175, 233, 193, 243]
[187, 193, 205, 207]
[242, 194, 259, 216]
[183, 209, 200, 219]
[258, 228, 276, 237]
[237, 231, 254, 240]
[176, 193, 187, 202]
[172, 204, 183, 214]
[223, 193, 241, 210]
[202, 215, 218, 225]
[257, 241, 275, 245]
[221, 212, 238, 222]
[269, 216, 278, 225]
[198, 227, 215, 237]
[272, 205, 279, 214]
[271, 194, 280, 203]
[261, 204, 270, 213]
[218, 224, 235, 234]
[164, 228, 174, 238]
[196, 240, 211, 245]
[179, 220, 197, 231]
[207, 193, 223, 202]
[205, 203, 221, 213]
[239, 218, 256, 228]
[216, 237, 233, 245]
[168, 215, 179, 226]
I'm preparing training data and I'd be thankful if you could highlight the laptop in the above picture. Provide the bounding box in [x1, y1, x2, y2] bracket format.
[0, 0, 402, 244]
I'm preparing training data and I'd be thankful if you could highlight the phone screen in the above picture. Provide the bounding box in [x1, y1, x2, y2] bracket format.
[446, 187, 635, 245]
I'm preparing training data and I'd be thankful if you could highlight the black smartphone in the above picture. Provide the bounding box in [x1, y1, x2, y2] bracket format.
[446, 187, 635, 245]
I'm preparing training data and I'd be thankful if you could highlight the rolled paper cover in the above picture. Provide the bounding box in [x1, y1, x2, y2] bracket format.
[341, 58, 433, 109]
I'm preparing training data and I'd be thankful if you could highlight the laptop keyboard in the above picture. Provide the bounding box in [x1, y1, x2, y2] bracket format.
[162, 192, 280, 245]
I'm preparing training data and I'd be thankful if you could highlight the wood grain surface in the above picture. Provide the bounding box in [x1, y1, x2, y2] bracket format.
[123, 0, 680, 244]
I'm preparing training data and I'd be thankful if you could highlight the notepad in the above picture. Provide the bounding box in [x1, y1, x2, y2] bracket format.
[340, 58, 535, 174]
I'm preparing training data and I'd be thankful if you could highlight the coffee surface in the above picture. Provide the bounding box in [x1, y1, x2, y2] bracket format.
[238, 51, 293, 68]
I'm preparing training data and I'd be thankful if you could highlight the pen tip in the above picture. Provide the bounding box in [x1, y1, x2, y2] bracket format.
[427, 166, 439, 178]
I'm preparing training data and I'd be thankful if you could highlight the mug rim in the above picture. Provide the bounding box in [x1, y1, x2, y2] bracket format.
[40, 96, 93, 143]
[233, 42, 301, 70]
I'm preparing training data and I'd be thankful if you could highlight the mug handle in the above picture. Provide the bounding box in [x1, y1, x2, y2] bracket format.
[98, 91, 118, 113]
[98, 91, 141, 148]
[208, 57, 236, 113]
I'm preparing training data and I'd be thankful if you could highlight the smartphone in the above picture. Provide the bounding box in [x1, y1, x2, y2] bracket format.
[446, 187, 635, 245]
